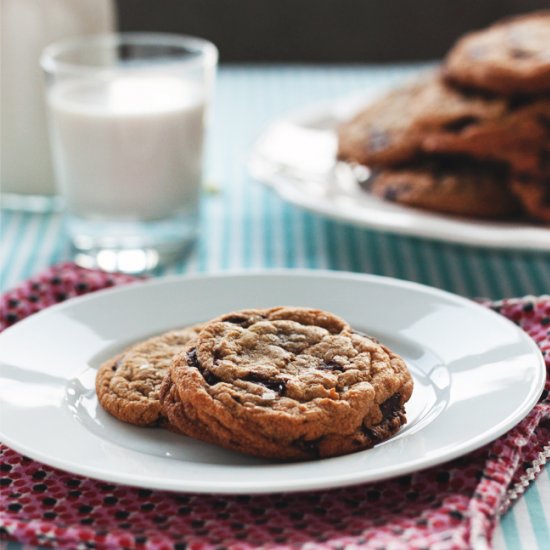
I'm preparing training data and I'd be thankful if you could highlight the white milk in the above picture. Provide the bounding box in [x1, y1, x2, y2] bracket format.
[0, 0, 115, 198]
[47, 76, 206, 220]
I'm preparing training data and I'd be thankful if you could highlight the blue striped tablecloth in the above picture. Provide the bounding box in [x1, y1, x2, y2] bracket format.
[1, 64, 549, 550]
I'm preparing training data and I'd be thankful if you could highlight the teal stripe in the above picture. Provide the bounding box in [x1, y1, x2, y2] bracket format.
[301, 212, 318, 269]
[1, 212, 31, 290]
[19, 214, 53, 281]
[364, 230, 383, 277]
[524, 483, 550, 549]
[500, 508, 523, 550]
[523, 255, 549, 296]
[282, 204, 296, 268]
[322, 219, 339, 271]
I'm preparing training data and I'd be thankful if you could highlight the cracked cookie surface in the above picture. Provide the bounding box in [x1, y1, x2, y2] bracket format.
[96, 325, 202, 426]
[160, 307, 413, 460]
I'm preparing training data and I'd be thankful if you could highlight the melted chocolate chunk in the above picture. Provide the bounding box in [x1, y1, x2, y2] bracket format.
[186, 348, 200, 369]
[319, 360, 344, 372]
[509, 48, 530, 59]
[244, 374, 286, 395]
[383, 185, 407, 201]
[361, 426, 381, 443]
[361, 393, 403, 442]
[187, 348, 221, 385]
[380, 393, 402, 419]
[443, 115, 480, 133]
[222, 315, 250, 325]
[293, 437, 322, 458]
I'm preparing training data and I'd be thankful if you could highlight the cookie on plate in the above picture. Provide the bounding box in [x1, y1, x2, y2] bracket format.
[337, 74, 507, 167]
[96, 325, 202, 426]
[422, 98, 550, 174]
[444, 11, 550, 95]
[160, 307, 413, 460]
[510, 174, 550, 223]
[367, 159, 519, 219]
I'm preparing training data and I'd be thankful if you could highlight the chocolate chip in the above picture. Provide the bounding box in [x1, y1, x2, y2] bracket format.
[222, 315, 249, 325]
[203, 369, 221, 385]
[187, 348, 221, 385]
[443, 116, 480, 133]
[380, 393, 402, 419]
[293, 437, 321, 458]
[244, 374, 286, 395]
[361, 426, 381, 442]
[383, 185, 403, 202]
[510, 48, 530, 58]
[319, 360, 344, 372]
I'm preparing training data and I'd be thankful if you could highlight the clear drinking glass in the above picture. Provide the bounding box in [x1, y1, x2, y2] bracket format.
[41, 33, 218, 273]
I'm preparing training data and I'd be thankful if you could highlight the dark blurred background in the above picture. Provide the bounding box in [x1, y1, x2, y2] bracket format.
[116, 0, 548, 62]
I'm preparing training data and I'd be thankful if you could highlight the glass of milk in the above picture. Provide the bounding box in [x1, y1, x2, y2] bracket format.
[41, 33, 218, 273]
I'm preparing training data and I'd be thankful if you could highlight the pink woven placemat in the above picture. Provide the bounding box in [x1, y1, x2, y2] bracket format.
[1, 263, 549, 550]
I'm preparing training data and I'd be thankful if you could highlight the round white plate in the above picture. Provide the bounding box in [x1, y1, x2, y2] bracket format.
[0, 271, 545, 494]
[248, 96, 550, 251]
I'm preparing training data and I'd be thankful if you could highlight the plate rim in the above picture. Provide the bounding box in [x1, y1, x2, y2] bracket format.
[248, 97, 550, 251]
[0, 270, 546, 494]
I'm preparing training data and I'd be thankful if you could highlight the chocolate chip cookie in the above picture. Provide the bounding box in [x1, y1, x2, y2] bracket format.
[444, 11, 550, 95]
[96, 325, 202, 426]
[367, 159, 519, 219]
[422, 98, 550, 174]
[160, 307, 413, 460]
[337, 74, 507, 168]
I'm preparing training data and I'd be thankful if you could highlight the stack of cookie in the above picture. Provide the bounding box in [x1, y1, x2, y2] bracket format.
[96, 307, 413, 460]
[337, 11, 550, 223]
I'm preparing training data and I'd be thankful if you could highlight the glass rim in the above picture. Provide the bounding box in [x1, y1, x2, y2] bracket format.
[41, 32, 218, 75]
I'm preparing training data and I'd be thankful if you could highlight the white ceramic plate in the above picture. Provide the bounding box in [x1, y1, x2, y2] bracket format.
[0, 271, 545, 494]
[249, 95, 550, 251]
